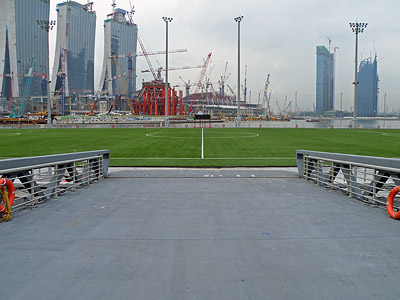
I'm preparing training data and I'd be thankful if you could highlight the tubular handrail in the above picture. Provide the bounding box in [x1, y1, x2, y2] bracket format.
[296, 150, 400, 211]
[0, 150, 110, 213]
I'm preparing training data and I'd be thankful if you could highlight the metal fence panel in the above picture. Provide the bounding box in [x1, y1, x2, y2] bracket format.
[0, 150, 110, 211]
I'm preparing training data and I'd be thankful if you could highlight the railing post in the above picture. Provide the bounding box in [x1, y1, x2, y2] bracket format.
[305, 157, 309, 180]
[372, 168, 377, 204]
[30, 168, 35, 206]
[349, 165, 353, 198]
[54, 165, 59, 198]
[72, 162, 76, 191]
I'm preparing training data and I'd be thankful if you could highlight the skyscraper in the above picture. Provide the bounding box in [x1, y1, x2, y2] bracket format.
[357, 56, 378, 117]
[316, 46, 334, 115]
[0, 0, 50, 99]
[51, 1, 96, 97]
[98, 8, 138, 96]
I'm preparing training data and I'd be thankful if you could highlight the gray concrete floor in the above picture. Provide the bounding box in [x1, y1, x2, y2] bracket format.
[1, 167, 400, 300]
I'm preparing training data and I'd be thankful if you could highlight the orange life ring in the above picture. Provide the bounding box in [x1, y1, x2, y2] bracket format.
[386, 186, 400, 220]
[0, 178, 15, 213]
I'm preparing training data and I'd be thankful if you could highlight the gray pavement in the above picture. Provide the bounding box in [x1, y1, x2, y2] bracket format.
[1, 167, 400, 300]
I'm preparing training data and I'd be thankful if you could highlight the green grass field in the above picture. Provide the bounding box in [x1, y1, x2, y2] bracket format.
[1, 128, 399, 167]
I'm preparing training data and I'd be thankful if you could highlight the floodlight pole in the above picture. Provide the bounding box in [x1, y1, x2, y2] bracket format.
[37, 19, 56, 128]
[234, 16, 243, 128]
[163, 16, 173, 128]
[349, 22, 367, 128]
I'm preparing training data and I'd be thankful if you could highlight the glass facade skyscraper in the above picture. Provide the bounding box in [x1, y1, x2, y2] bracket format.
[316, 46, 334, 115]
[98, 8, 138, 96]
[51, 1, 96, 96]
[0, 0, 50, 99]
[357, 56, 378, 117]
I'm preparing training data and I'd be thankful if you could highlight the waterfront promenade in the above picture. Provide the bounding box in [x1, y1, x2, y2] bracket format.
[1, 167, 400, 299]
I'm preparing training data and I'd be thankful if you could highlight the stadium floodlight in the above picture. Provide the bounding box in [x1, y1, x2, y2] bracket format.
[234, 15, 243, 128]
[163, 17, 173, 128]
[37, 19, 56, 127]
[349, 22, 367, 128]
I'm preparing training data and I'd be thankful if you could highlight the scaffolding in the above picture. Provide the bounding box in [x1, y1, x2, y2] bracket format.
[133, 81, 183, 116]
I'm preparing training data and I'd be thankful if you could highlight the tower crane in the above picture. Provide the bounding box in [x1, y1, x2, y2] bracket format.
[178, 76, 191, 98]
[142, 65, 203, 81]
[110, 49, 187, 59]
[218, 62, 230, 99]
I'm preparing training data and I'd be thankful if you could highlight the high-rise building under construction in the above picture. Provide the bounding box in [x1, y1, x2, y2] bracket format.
[316, 45, 334, 115]
[357, 56, 379, 117]
[0, 0, 50, 99]
[51, 1, 96, 97]
[98, 7, 138, 96]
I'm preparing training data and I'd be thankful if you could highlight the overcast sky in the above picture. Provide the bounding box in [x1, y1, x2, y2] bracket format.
[49, 0, 400, 113]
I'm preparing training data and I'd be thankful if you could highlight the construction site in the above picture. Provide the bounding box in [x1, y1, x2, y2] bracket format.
[0, 1, 299, 127]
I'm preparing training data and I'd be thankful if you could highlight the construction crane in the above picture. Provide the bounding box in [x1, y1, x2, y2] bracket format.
[209, 81, 217, 103]
[31, 87, 63, 117]
[112, 52, 135, 115]
[106, 95, 119, 114]
[244, 65, 247, 104]
[111, 49, 187, 59]
[178, 76, 191, 98]
[137, 34, 158, 81]
[87, 95, 99, 116]
[193, 53, 212, 94]
[187, 52, 212, 112]
[218, 62, 230, 99]
[263, 74, 270, 119]
[142, 65, 203, 81]
[226, 84, 236, 97]
[9, 57, 36, 118]
[275, 101, 282, 118]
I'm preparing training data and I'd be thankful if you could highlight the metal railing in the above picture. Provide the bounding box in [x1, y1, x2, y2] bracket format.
[296, 150, 400, 210]
[0, 150, 110, 211]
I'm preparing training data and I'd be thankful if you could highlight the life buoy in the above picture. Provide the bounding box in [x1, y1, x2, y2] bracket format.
[386, 186, 400, 220]
[0, 178, 15, 213]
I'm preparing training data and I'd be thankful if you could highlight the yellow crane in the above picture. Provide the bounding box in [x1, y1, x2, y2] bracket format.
[31, 87, 63, 117]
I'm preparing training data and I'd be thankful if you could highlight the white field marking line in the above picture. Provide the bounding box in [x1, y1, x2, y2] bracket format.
[111, 157, 294, 160]
[146, 132, 259, 139]
[201, 128, 204, 159]
[360, 130, 400, 137]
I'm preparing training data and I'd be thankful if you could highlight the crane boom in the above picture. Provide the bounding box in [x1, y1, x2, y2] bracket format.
[112, 53, 135, 115]
[263, 74, 270, 118]
[111, 49, 187, 58]
[137, 35, 157, 81]
[193, 53, 212, 95]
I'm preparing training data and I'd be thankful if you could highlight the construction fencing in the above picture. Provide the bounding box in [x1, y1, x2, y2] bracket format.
[0, 150, 110, 211]
[296, 150, 400, 210]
